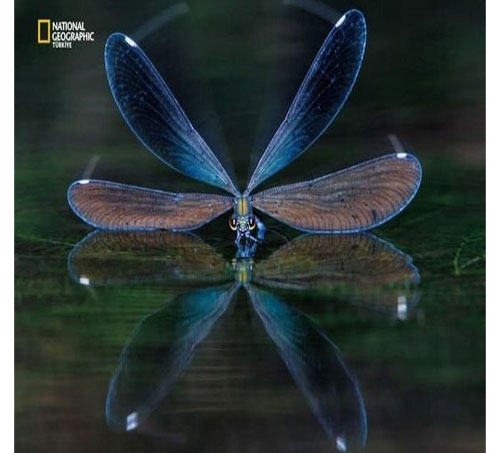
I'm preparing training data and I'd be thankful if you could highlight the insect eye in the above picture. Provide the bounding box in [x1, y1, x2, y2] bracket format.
[248, 216, 256, 230]
[229, 216, 237, 231]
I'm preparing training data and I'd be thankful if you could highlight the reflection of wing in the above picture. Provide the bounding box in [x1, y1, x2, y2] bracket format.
[106, 284, 238, 431]
[254, 233, 420, 319]
[248, 286, 367, 451]
[68, 230, 231, 286]
[67, 180, 233, 230]
[254, 232, 419, 289]
[251, 154, 422, 233]
[105, 33, 238, 195]
[246, 10, 366, 193]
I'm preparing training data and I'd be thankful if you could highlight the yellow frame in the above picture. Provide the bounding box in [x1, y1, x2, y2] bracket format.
[37, 19, 51, 44]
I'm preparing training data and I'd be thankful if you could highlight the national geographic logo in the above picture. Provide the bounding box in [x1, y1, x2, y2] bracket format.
[37, 19, 51, 44]
[37, 19, 95, 49]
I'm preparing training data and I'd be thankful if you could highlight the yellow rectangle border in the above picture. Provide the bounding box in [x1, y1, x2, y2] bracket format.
[37, 19, 51, 44]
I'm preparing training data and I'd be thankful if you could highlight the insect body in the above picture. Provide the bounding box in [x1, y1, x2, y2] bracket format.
[67, 10, 422, 245]
[229, 196, 265, 244]
[231, 197, 253, 232]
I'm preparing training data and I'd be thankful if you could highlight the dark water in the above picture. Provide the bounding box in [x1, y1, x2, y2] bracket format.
[15, 0, 484, 452]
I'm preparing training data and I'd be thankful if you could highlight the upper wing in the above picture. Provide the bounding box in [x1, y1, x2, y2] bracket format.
[251, 153, 422, 233]
[68, 179, 233, 231]
[105, 33, 238, 195]
[246, 10, 366, 193]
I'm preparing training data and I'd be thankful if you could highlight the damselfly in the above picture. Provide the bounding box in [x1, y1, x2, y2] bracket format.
[67, 10, 422, 245]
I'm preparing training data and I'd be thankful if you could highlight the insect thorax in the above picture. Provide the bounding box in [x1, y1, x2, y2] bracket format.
[234, 196, 252, 218]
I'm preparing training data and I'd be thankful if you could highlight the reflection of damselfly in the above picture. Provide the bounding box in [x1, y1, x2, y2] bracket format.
[102, 285, 368, 451]
[67, 10, 421, 246]
[69, 231, 420, 449]
[69, 231, 420, 323]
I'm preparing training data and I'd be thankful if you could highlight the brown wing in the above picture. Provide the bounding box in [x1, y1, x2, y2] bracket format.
[253, 233, 420, 318]
[67, 179, 234, 231]
[251, 153, 421, 232]
[253, 233, 419, 289]
[68, 230, 231, 286]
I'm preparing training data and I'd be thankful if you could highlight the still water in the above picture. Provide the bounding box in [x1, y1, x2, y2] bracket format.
[15, 0, 484, 451]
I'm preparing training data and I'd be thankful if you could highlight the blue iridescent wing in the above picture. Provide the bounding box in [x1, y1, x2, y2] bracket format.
[246, 10, 366, 193]
[105, 33, 238, 195]
[247, 286, 367, 449]
[251, 153, 422, 233]
[67, 179, 233, 231]
[106, 284, 238, 431]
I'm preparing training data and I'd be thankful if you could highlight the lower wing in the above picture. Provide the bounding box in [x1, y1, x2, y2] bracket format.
[254, 233, 419, 289]
[67, 180, 234, 231]
[68, 230, 231, 287]
[247, 285, 367, 448]
[251, 153, 422, 233]
[106, 283, 238, 431]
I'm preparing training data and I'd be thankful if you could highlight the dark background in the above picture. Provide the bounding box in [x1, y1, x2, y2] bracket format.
[15, 1, 484, 452]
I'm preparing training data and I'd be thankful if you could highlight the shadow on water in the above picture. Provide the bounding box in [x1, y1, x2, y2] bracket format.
[68, 231, 420, 451]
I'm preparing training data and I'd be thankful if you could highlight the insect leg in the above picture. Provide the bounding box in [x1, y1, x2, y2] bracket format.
[255, 216, 266, 241]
